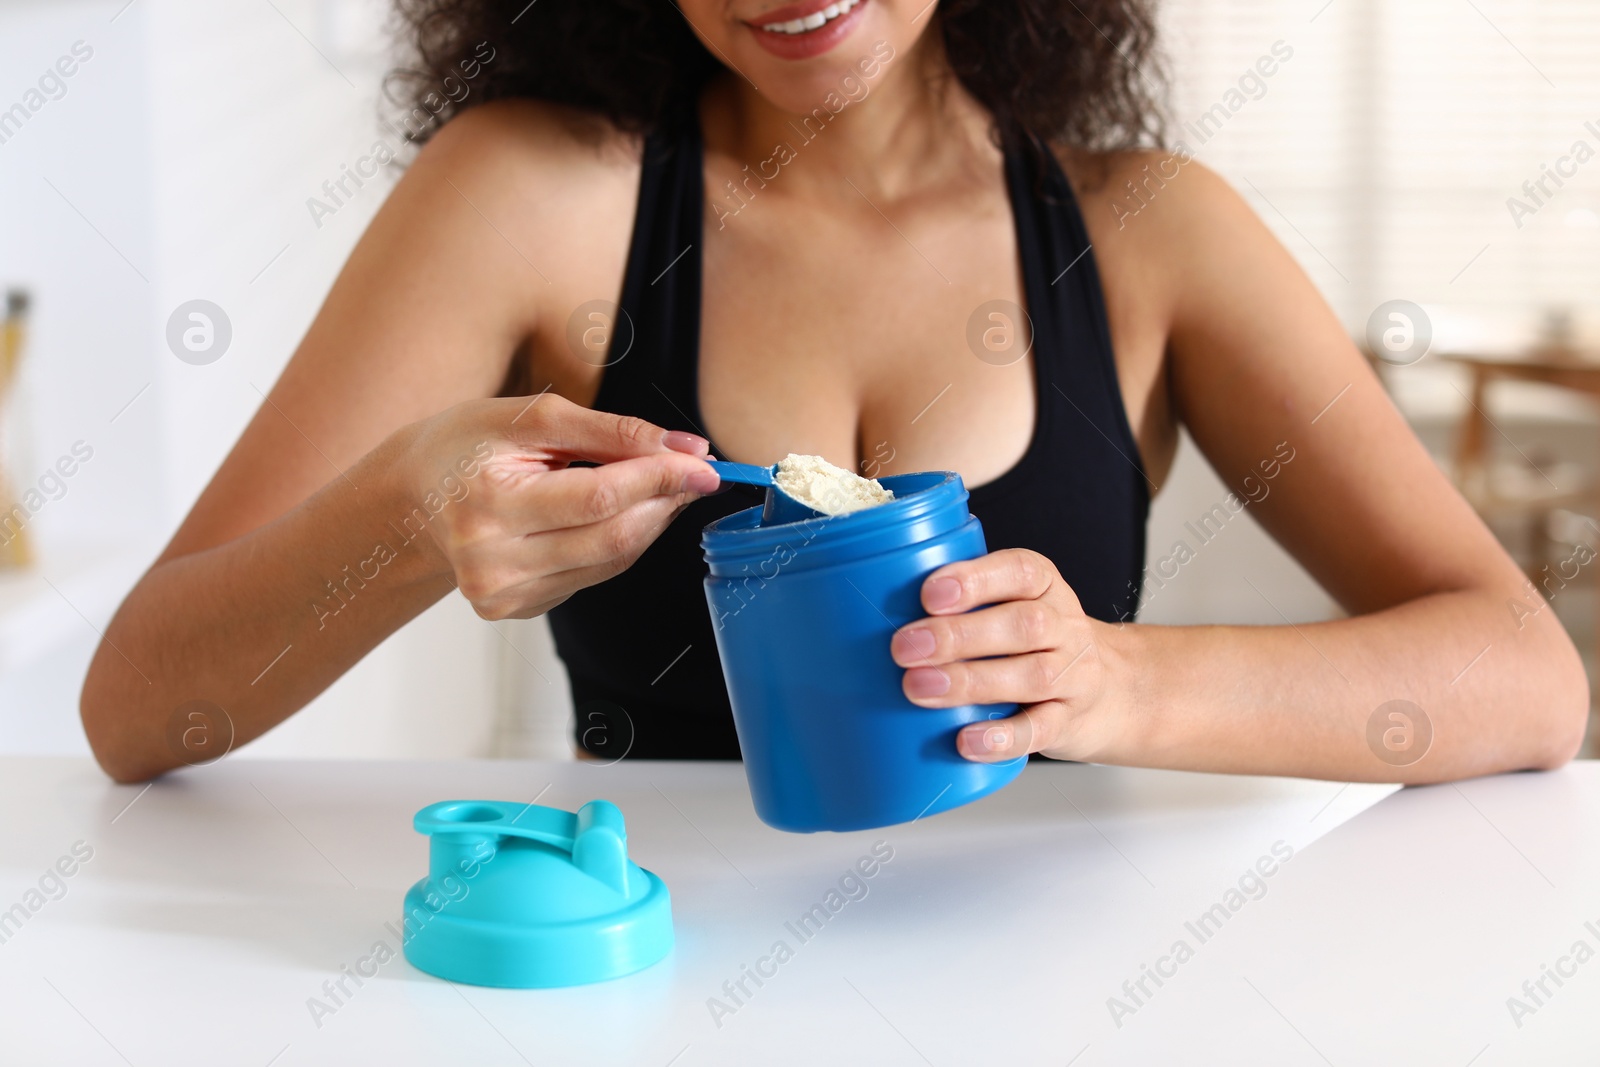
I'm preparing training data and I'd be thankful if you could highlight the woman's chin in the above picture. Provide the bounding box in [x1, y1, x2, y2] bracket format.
[742, 80, 868, 120]
[722, 36, 902, 119]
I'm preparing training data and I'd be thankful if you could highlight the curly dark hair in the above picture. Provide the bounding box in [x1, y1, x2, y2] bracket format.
[388, 0, 1166, 153]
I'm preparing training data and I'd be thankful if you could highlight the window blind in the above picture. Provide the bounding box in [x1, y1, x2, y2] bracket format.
[1160, 0, 1600, 335]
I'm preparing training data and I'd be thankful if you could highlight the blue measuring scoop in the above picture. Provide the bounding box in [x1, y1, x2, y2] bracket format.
[707, 460, 826, 525]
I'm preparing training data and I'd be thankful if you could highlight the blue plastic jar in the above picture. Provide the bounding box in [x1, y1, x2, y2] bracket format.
[702, 472, 1026, 833]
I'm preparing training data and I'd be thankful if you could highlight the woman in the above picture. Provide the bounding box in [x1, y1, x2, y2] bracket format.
[82, 0, 1586, 782]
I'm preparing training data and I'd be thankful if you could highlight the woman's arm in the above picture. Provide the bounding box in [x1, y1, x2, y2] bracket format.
[81, 105, 716, 783]
[890, 159, 1587, 782]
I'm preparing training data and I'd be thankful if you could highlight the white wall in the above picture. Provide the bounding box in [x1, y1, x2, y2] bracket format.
[1, 0, 163, 752]
[0, 0, 572, 760]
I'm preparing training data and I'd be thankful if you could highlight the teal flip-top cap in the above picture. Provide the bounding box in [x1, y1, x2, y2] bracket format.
[401, 798, 673, 988]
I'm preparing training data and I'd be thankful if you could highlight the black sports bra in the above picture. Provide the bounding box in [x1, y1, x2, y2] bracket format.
[547, 119, 1149, 759]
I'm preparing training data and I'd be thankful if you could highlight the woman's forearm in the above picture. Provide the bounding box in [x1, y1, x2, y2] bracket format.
[81, 429, 457, 782]
[1097, 582, 1588, 783]
[82, 394, 720, 783]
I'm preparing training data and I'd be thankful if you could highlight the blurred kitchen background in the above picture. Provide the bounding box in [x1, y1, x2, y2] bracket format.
[1, 0, 1597, 761]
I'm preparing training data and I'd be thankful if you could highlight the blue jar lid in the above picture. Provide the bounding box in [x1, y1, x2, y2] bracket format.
[401, 799, 672, 988]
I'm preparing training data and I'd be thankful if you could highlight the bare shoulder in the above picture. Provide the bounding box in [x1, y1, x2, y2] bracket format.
[395, 99, 646, 395]
[1058, 146, 1250, 229]
[1055, 144, 1316, 353]
[336, 98, 644, 334]
[1057, 146, 1261, 306]
[400, 99, 643, 266]
[417, 98, 641, 184]
[1046, 147, 1255, 484]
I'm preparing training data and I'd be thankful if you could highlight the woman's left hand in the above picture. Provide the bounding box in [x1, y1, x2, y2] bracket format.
[890, 548, 1115, 762]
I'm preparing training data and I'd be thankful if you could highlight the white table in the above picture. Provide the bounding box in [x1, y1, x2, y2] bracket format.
[0, 757, 1594, 1065]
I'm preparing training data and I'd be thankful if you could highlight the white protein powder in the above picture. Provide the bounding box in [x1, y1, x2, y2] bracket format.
[773, 453, 895, 516]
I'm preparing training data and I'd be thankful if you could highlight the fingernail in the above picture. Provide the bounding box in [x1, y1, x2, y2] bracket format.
[894, 627, 937, 661]
[904, 667, 950, 699]
[924, 577, 961, 611]
[684, 465, 720, 494]
[664, 430, 709, 456]
[967, 725, 1008, 754]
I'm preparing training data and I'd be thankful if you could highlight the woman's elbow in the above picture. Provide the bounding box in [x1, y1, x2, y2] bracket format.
[1528, 625, 1590, 771]
[81, 716, 157, 785]
[80, 652, 166, 785]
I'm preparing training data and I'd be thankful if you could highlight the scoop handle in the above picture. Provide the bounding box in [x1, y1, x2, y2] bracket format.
[707, 459, 827, 524]
[707, 460, 775, 487]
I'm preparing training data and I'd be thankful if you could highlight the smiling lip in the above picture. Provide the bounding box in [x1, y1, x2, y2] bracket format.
[744, 0, 867, 61]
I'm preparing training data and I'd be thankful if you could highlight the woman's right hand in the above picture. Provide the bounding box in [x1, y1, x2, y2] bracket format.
[401, 393, 719, 620]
